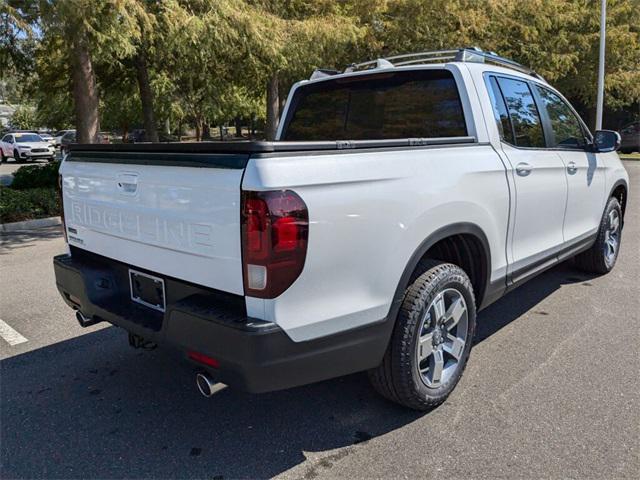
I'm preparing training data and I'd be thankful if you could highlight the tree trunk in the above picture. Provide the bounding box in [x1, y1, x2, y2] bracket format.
[265, 73, 279, 141]
[71, 31, 100, 144]
[203, 123, 211, 140]
[234, 117, 242, 138]
[134, 46, 158, 142]
[195, 121, 201, 142]
[122, 123, 129, 143]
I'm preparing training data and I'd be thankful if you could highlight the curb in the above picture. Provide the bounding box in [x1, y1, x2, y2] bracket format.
[0, 216, 61, 232]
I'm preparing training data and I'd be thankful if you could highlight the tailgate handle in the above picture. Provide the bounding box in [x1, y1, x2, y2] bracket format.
[116, 173, 138, 195]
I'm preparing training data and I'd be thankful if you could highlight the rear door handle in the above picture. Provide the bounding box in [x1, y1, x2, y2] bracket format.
[515, 162, 532, 177]
[566, 161, 578, 174]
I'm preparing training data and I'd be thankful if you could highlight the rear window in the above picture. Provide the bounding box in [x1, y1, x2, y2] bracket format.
[281, 70, 467, 141]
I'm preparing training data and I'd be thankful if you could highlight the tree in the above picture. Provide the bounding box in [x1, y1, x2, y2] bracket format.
[6, 0, 638, 141]
[10, 105, 36, 129]
[375, 0, 640, 127]
[128, 2, 159, 141]
[37, 1, 101, 143]
[0, 1, 37, 71]
[247, 1, 365, 139]
[36, 0, 153, 142]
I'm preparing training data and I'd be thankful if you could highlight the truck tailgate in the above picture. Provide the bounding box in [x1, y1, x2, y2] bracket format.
[60, 156, 245, 295]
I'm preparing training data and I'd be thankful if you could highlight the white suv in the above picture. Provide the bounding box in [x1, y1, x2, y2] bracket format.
[54, 48, 628, 410]
[0, 132, 56, 163]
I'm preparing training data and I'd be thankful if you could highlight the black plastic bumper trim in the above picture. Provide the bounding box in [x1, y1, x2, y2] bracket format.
[53, 252, 393, 393]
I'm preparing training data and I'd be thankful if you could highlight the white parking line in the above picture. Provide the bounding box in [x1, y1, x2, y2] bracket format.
[0, 319, 28, 346]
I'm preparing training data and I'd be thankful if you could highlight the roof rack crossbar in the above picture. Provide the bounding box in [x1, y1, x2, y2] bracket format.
[339, 47, 544, 81]
[394, 55, 457, 66]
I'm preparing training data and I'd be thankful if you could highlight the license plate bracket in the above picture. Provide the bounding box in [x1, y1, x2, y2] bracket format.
[129, 269, 166, 312]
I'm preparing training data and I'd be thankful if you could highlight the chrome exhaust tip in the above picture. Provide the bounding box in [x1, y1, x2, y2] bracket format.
[196, 373, 221, 398]
[75, 310, 101, 328]
[76, 310, 90, 327]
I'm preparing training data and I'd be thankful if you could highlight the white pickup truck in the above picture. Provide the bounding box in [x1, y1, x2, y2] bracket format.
[54, 48, 629, 410]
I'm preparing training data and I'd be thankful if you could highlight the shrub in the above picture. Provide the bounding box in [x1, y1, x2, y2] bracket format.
[0, 187, 61, 223]
[10, 161, 61, 190]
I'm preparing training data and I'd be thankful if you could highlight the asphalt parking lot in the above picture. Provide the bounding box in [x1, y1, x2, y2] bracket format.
[1, 161, 638, 479]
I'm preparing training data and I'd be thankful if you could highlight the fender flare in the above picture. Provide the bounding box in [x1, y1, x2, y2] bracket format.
[608, 178, 628, 220]
[384, 222, 493, 328]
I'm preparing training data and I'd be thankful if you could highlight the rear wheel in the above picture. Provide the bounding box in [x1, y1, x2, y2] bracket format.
[369, 260, 476, 410]
[575, 197, 623, 274]
[0, 151, 5, 163]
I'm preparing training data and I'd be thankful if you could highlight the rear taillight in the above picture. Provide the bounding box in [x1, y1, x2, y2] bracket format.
[241, 190, 308, 298]
[58, 174, 67, 243]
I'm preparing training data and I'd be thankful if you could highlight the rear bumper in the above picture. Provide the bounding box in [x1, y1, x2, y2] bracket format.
[53, 248, 392, 393]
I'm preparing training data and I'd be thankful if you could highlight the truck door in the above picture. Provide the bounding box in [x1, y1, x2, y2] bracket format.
[486, 75, 568, 282]
[532, 85, 606, 243]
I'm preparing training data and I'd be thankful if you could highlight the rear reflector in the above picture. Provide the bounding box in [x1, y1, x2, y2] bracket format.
[187, 350, 220, 368]
[241, 190, 309, 298]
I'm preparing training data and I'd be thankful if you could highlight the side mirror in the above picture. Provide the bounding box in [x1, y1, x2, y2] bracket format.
[594, 130, 621, 153]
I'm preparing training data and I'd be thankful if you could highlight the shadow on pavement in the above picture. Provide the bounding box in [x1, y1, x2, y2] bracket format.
[0, 226, 62, 254]
[0, 261, 595, 479]
[474, 260, 596, 344]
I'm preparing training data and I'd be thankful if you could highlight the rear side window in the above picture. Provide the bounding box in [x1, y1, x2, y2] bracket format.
[534, 86, 587, 148]
[281, 70, 467, 141]
[487, 76, 515, 144]
[497, 77, 545, 148]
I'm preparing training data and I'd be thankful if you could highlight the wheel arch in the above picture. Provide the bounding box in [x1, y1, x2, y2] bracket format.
[386, 223, 493, 328]
[609, 179, 628, 222]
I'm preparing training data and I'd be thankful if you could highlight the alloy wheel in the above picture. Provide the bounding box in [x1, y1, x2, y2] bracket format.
[416, 288, 469, 388]
[604, 209, 620, 266]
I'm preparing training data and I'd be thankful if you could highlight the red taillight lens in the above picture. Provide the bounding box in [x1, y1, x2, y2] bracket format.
[241, 190, 309, 298]
[187, 350, 220, 368]
[58, 174, 67, 243]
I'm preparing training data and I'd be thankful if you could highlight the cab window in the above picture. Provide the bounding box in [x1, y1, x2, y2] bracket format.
[496, 77, 546, 148]
[486, 76, 515, 144]
[535, 86, 587, 148]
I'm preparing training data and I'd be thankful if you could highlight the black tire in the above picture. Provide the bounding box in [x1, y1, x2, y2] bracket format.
[369, 260, 476, 411]
[575, 197, 623, 274]
[13, 149, 23, 163]
[0, 151, 5, 163]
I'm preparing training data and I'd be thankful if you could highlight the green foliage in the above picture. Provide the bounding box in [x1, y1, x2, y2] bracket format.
[9, 105, 37, 129]
[4, 0, 639, 136]
[10, 162, 61, 190]
[377, 0, 640, 114]
[0, 187, 60, 223]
